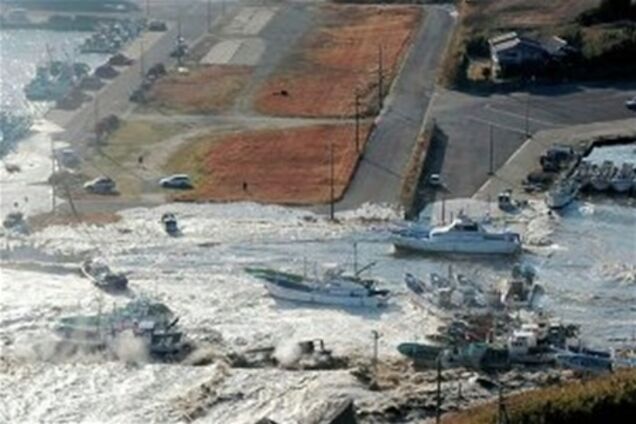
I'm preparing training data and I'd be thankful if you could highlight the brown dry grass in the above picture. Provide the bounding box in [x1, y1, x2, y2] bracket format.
[146, 65, 251, 113]
[167, 124, 372, 204]
[255, 5, 422, 118]
[464, 0, 599, 29]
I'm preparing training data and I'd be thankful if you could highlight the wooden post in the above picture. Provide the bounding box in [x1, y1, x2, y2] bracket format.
[372, 330, 380, 378]
[435, 357, 442, 424]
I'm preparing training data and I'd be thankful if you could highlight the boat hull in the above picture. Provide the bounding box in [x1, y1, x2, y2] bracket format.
[264, 281, 387, 308]
[392, 236, 520, 255]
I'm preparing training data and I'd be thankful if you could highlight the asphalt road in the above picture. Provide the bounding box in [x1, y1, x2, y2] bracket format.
[335, 5, 456, 210]
[431, 81, 636, 199]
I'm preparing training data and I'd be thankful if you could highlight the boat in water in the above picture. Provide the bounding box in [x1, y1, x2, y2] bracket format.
[397, 342, 444, 368]
[246, 266, 390, 308]
[0, 111, 33, 155]
[24, 61, 86, 102]
[589, 160, 616, 192]
[545, 178, 579, 209]
[497, 265, 544, 309]
[405, 271, 486, 317]
[391, 213, 521, 255]
[81, 258, 128, 291]
[161, 213, 179, 236]
[610, 163, 634, 193]
[54, 298, 185, 357]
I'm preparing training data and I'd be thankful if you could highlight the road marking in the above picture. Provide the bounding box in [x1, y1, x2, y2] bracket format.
[485, 104, 560, 127]
[466, 116, 527, 135]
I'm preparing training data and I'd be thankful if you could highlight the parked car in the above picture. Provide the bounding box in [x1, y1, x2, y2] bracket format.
[626, 96, 636, 110]
[84, 176, 116, 194]
[159, 174, 193, 189]
[148, 20, 167, 32]
[428, 173, 442, 187]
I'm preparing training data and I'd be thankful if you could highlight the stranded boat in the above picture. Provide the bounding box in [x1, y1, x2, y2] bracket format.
[405, 272, 486, 317]
[398, 342, 444, 368]
[391, 213, 521, 255]
[246, 267, 390, 308]
[497, 265, 544, 309]
[81, 258, 128, 291]
[545, 178, 579, 209]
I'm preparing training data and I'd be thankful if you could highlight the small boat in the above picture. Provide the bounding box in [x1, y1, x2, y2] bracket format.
[610, 163, 634, 193]
[246, 267, 390, 308]
[405, 272, 485, 316]
[545, 178, 579, 209]
[391, 213, 521, 255]
[2, 211, 28, 233]
[590, 160, 616, 192]
[81, 258, 128, 291]
[442, 342, 510, 371]
[554, 346, 613, 373]
[498, 265, 544, 309]
[161, 213, 179, 235]
[397, 342, 444, 368]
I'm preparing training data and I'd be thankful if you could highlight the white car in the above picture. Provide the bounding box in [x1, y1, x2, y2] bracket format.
[159, 174, 193, 189]
[84, 176, 116, 194]
[428, 173, 442, 187]
[626, 96, 636, 110]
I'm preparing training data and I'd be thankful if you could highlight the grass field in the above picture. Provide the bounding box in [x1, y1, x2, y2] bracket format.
[166, 123, 372, 204]
[255, 4, 422, 118]
[146, 65, 251, 114]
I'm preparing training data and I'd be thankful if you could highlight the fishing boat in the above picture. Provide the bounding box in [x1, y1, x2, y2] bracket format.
[55, 298, 184, 357]
[81, 258, 128, 291]
[0, 111, 32, 154]
[442, 342, 510, 371]
[545, 178, 579, 209]
[397, 342, 445, 368]
[554, 346, 614, 373]
[391, 213, 521, 255]
[610, 163, 634, 193]
[590, 160, 616, 192]
[246, 267, 390, 308]
[405, 272, 485, 317]
[498, 265, 544, 309]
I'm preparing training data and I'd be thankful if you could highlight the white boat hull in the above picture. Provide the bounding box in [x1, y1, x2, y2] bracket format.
[264, 281, 387, 308]
[392, 236, 520, 255]
[545, 193, 575, 209]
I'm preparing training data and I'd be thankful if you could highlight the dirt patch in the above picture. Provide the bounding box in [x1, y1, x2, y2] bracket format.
[167, 123, 372, 204]
[146, 65, 252, 114]
[255, 4, 423, 118]
[28, 211, 121, 231]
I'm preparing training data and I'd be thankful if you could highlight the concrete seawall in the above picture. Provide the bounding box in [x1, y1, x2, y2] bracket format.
[474, 118, 636, 201]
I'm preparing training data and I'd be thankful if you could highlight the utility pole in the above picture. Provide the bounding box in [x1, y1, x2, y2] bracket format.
[354, 90, 360, 153]
[50, 136, 56, 214]
[206, 0, 212, 33]
[377, 44, 384, 112]
[329, 140, 335, 221]
[525, 94, 530, 138]
[435, 357, 442, 424]
[488, 124, 495, 176]
[497, 382, 509, 424]
[371, 330, 380, 379]
[93, 98, 100, 143]
[140, 37, 145, 80]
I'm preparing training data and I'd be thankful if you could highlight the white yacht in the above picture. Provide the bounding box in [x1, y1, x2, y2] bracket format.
[545, 179, 579, 209]
[391, 214, 521, 255]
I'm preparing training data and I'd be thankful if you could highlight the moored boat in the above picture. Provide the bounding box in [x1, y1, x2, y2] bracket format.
[391, 213, 521, 255]
[545, 178, 579, 209]
[498, 265, 544, 309]
[610, 163, 634, 193]
[397, 342, 444, 368]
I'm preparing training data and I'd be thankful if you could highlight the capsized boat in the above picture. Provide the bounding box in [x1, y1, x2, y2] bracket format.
[391, 213, 521, 255]
[246, 267, 390, 308]
[545, 178, 579, 209]
[55, 298, 184, 357]
[81, 258, 128, 291]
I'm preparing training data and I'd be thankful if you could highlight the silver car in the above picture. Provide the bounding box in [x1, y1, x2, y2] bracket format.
[84, 176, 116, 194]
[159, 174, 193, 189]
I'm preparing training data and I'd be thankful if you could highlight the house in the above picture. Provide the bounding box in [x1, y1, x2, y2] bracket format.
[489, 32, 575, 77]
[489, 32, 549, 76]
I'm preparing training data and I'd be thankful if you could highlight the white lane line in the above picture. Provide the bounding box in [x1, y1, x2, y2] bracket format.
[485, 104, 561, 127]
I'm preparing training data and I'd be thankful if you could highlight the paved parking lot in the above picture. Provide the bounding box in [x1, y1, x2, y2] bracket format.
[430, 81, 636, 199]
